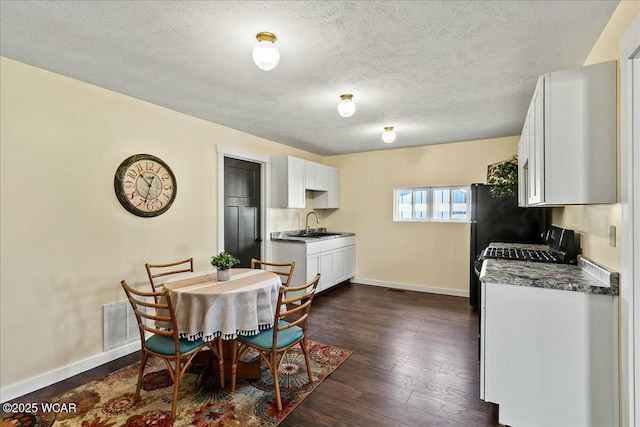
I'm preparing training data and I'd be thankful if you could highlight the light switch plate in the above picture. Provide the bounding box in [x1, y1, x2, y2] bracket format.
[609, 225, 616, 247]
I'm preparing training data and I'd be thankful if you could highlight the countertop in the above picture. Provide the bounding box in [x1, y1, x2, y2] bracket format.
[480, 242, 618, 296]
[271, 228, 355, 243]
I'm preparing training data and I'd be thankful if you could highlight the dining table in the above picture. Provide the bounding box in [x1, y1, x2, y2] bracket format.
[162, 267, 282, 383]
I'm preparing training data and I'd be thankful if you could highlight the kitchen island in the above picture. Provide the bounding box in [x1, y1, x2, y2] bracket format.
[479, 247, 618, 427]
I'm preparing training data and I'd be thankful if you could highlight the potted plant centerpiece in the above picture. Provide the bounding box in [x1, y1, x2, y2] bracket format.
[210, 251, 240, 281]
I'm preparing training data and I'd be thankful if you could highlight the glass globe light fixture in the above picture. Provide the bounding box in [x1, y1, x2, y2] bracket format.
[337, 94, 356, 117]
[382, 126, 396, 143]
[252, 32, 280, 71]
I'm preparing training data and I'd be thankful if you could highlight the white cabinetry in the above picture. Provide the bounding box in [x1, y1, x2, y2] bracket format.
[518, 61, 616, 206]
[306, 251, 321, 284]
[517, 133, 527, 207]
[305, 161, 329, 191]
[320, 251, 334, 291]
[271, 156, 340, 209]
[522, 76, 545, 206]
[313, 166, 340, 208]
[481, 282, 616, 426]
[271, 236, 355, 293]
[270, 156, 306, 208]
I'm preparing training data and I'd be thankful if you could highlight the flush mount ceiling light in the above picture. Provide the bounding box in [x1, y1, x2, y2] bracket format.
[337, 94, 356, 117]
[382, 126, 396, 143]
[252, 32, 280, 71]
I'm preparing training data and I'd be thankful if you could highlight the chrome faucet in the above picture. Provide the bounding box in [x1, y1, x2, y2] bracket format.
[305, 211, 319, 234]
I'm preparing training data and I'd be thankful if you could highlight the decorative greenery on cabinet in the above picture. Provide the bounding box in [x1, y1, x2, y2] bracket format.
[487, 156, 518, 198]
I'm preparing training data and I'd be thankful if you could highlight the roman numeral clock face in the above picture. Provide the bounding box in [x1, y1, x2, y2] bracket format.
[114, 154, 177, 217]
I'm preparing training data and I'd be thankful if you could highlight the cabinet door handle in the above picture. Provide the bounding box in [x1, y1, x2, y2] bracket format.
[255, 237, 263, 242]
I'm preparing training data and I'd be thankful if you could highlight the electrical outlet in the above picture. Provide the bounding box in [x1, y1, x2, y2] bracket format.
[609, 225, 616, 247]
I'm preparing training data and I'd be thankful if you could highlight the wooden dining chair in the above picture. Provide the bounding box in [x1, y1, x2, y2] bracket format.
[250, 258, 295, 287]
[121, 280, 225, 420]
[145, 258, 193, 302]
[230, 273, 321, 411]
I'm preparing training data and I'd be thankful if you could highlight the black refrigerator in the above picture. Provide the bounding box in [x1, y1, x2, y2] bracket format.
[469, 183, 550, 309]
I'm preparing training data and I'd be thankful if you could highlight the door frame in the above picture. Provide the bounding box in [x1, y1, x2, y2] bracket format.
[620, 13, 640, 427]
[216, 146, 270, 260]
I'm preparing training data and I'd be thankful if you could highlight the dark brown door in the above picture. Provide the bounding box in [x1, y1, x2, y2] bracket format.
[224, 157, 261, 268]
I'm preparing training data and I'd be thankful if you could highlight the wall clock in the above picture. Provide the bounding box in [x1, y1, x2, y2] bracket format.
[114, 154, 177, 217]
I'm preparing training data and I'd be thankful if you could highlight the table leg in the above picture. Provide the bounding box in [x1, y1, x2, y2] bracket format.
[216, 339, 261, 380]
[192, 341, 262, 391]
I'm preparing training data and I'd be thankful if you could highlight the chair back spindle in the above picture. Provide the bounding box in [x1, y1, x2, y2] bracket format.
[250, 258, 295, 287]
[145, 257, 193, 302]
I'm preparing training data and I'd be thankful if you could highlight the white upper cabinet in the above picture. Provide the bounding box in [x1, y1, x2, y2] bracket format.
[313, 165, 340, 209]
[271, 157, 340, 209]
[270, 156, 306, 208]
[526, 76, 545, 206]
[518, 61, 616, 206]
[305, 161, 329, 191]
[517, 131, 527, 208]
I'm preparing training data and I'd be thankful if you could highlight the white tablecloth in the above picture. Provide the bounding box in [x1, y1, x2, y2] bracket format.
[162, 268, 281, 341]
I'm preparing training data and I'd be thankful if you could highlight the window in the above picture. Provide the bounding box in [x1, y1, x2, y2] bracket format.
[393, 186, 470, 222]
[451, 188, 469, 220]
[432, 188, 450, 220]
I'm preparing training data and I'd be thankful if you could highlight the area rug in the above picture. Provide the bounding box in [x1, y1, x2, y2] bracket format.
[1, 340, 351, 427]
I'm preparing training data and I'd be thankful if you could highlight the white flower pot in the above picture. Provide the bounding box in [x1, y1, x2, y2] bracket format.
[217, 269, 231, 281]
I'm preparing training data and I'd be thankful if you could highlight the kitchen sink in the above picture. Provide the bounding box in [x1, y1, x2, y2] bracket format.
[289, 232, 343, 238]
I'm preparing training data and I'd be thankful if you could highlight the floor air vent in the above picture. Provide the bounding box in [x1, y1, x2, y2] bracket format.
[387, 288, 405, 292]
[103, 299, 143, 351]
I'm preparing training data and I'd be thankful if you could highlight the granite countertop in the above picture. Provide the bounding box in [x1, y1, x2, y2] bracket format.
[271, 228, 355, 243]
[480, 242, 619, 296]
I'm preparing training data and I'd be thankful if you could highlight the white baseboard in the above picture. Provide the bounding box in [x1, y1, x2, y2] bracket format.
[1, 341, 141, 403]
[352, 277, 470, 298]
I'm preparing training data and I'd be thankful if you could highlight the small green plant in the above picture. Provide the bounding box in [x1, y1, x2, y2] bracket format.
[488, 158, 518, 198]
[210, 251, 240, 270]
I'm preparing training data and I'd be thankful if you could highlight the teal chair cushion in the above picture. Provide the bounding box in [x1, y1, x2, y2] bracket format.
[145, 334, 206, 355]
[238, 320, 303, 349]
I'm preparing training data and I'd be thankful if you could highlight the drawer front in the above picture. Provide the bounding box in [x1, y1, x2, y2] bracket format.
[320, 236, 355, 252]
[305, 241, 322, 255]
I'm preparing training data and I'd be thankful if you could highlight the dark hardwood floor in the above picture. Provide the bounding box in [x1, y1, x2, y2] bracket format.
[6, 283, 499, 426]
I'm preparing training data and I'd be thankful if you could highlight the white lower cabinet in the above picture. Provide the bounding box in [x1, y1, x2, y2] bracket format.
[271, 236, 355, 293]
[306, 252, 320, 283]
[320, 251, 334, 291]
[481, 282, 617, 427]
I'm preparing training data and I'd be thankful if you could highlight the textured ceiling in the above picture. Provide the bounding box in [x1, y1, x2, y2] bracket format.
[0, 1, 618, 155]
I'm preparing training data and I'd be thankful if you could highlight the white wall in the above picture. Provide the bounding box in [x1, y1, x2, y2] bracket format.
[0, 57, 319, 392]
[322, 136, 520, 294]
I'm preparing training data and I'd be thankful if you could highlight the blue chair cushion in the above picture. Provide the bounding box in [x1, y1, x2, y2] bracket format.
[145, 334, 206, 355]
[238, 320, 303, 349]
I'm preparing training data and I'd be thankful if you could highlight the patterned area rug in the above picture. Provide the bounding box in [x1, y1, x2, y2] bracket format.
[1, 340, 351, 427]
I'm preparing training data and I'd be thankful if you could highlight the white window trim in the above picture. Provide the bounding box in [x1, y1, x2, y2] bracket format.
[393, 186, 470, 223]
